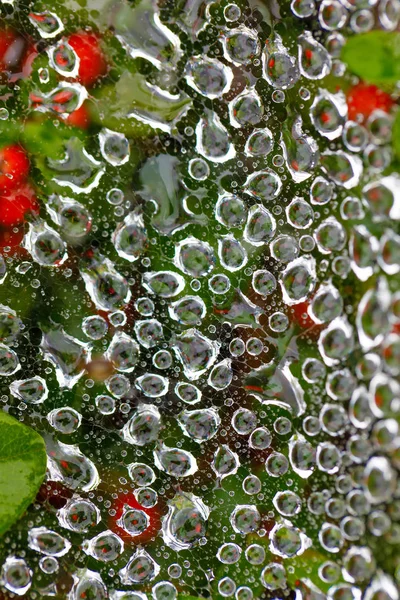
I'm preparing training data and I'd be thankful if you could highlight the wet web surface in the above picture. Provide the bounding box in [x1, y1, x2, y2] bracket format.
[0, 0, 398, 599]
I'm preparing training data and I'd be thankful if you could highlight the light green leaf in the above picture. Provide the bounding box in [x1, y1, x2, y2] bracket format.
[22, 118, 86, 161]
[341, 31, 400, 86]
[93, 72, 192, 136]
[0, 412, 47, 536]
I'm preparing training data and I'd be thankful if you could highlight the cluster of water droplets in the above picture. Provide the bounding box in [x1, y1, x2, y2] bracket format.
[0, 0, 399, 598]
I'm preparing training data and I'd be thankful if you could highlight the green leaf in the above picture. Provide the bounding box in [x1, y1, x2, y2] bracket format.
[392, 110, 400, 161]
[0, 119, 23, 148]
[341, 31, 400, 86]
[93, 72, 192, 136]
[22, 118, 86, 161]
[0, 412, 47, 536]
[286, 549, 331, 594]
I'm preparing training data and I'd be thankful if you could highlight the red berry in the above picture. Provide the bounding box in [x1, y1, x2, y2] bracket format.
[68, 32, 107, 87]
[19, 43, 38, 80]
[0, 227, 24, 249]
[64, 102, 91, 129]
[36, 480, 73, 510]
[0, 183, 38, 226]
[347, 83, 393, 121]
[292, 301, 315, 330]
[0, 28, 36, 82]
[108, 492, 162, 545]
[0, 145, 30, 194]
[0, 28, 26, 71]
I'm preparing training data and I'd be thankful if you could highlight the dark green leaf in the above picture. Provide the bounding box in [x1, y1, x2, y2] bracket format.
[392, 110, 400, 161]
[0, 412, 47, 536]
[178, 596, 207, 600]
[0, 118, 23, 148]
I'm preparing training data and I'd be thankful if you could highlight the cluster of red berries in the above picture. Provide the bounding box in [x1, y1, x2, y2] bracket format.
[0, 144, 36, 228]
[346, 82, 393, 121]
[0, 29, 107, 242]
